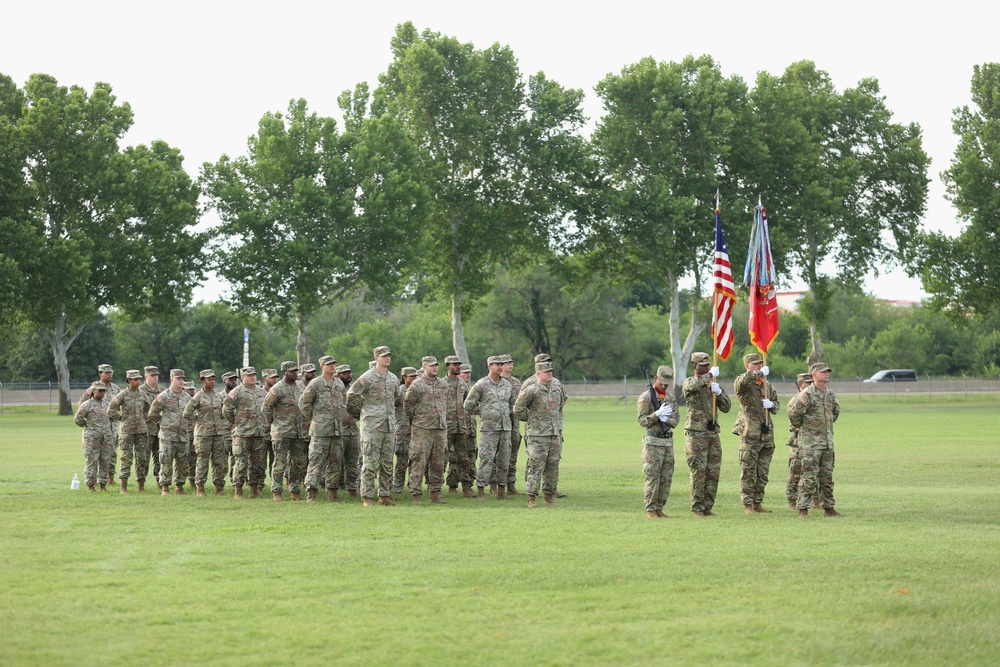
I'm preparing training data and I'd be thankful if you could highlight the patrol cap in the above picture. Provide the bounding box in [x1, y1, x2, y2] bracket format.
[743, 353, 763, 364]
[444, 355, 462, 364]
[656, 365, 673, 382]
[318, 355, 337, 367]
[400, 366, 418, 377]
[535, 361, 553, 372]
[796, 372, 814, 384]
[262, 368, 278, 378]
[534, 353, 552, 363]
[373, 346, 391, 357]
[221, 371, 237, 381]
[368, 360, 377, 369]
[199, 369, 216, 380]
[280, 361, 298, 373]
[183, 382, 196, 391]
[690, 352, 711, 366]
[498, 354, 513, 364]
[300, 363, 316, 373]
[126, 370, 142, 380]
[241, 366, 257, 376]
[336, 364, 351, 374]
[170, 369, 186, 379]
[91, 381, 107, 392]
[422, 356, 439, 366]
[487, 355, 504, 365]
[809, 362, 832, 374]
[144, 366, 159, 376]
[98, 364, 113, 373]
[460, 364, 472, 373]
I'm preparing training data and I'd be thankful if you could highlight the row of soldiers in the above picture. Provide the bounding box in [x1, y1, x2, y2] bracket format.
[73, 349, 568, 508]
[637, 352, 842, 519]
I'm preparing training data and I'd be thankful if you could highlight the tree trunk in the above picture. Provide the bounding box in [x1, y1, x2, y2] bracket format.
[451, 292, 470, 364]
[296, 314, 311, 367]
[666, 269, 708, 404]
[39, 314, 85, 416]
[808, 312, 825, 365]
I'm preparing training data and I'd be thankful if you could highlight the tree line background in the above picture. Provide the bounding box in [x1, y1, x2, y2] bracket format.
[2, 22, 999, 413]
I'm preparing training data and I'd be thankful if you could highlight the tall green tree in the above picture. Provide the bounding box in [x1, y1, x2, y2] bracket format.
[916, 63, 1000, 319]
[372, 22, 589, 362]
[577, 55, 756, 395]
[3, 73, 204, 413]
[202, 96, 427, 365]
[752, 61, 929, 363]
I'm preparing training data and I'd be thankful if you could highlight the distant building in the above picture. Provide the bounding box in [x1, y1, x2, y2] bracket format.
[775, 291, 919, 315]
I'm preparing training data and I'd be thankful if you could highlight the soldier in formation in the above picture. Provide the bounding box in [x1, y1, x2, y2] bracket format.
[732, 353, 779, 514]
[464, 355, 517, 500]
[494, 354, 522, 494]
[443, 355, 474, 496]
[346, 347, 402, 507]
[262, 361, 308, 501]
[300, 355, 346, 503]
[785, 372, 813, 509]
[789, 362, 843, 518]
[393, 366, 418, 495]
[223, 366, 268, 498]
[141, 366, 164, 480]
[108, 369, 153, 493]
[147, 369, 192, 495]
[182, 369, 229, 496]
[636, 365, 679, 518]
[337, 364, 361, 497]
[514, 360, 567, 508]
[682, 352, 730, 517]
[403, 356, 448, 503]
[75, 382, 114, 492]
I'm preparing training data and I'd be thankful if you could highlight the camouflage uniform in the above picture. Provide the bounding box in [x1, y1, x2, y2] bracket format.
[75, 389, 114, 488]
[788, 372, 841, 511]
[493, 359, 522, 489]
[403, 362, 448, 498]
[261, 369, 279, 481]
[733, 362, 779, 509]
[223, 368, 269, 495]
[300, 359, 346, 495]
[220, 371, 238, 482]
[464, 364, 517, 492]
[393, 368, 418, 494]
[784, 373, 816, 506]
[637, 367, 680, 514]
[80, 368, 120, 482]
[682, 354, 731, 514]
[443, 367, 473, 492]
[148, 373, 192, 490]
[108, 374, 153, 486]
[514, 363, 567, 501]
[139, 367, 164, 479]
[182, 373, 229, 492]
[262, 366, 308, 497]
[520, 359, 568, 495]
[346, 355, 402, 501]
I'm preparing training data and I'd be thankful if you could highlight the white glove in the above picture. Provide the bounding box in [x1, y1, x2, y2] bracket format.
[658, 412, 671, 423]
[761, 398, 774, 409]
[710, 382, 722, 395]
[655, 404, 673, 420]
[709, 366, 720, 378]
[761, 365, 770, 377]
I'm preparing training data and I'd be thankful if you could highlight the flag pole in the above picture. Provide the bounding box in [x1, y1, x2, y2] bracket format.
[711, 189, 721, 419]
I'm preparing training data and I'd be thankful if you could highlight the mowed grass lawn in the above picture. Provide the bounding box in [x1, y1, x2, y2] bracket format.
[2, 395, 999, 666]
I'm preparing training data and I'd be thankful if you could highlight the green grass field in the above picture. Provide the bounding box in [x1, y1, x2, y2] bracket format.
[2, 397, 999, 666]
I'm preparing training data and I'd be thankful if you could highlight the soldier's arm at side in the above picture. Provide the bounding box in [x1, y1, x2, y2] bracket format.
[513, 386, 532, 422]
[403, 383, 419, 423]
[147, 396, 163, 423]
[261, 388, 277, 425]
[222, 392, 236, 424]
[462, 383, 481, 415]
[716, 385, 732, 413]
[299, 382, 316, 422]
[74, 402, 89, 427]
[181, 394, 198, 421]
[767, 383, 779, 415]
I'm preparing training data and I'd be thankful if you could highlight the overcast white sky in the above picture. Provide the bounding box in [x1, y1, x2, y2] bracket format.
[5, 1, 995, 302]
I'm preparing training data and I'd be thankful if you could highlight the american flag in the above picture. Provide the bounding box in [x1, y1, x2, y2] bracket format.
[712, 194, 736, 361]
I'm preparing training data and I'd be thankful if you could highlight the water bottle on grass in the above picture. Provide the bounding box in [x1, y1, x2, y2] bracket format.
[71, 473, 80, 490]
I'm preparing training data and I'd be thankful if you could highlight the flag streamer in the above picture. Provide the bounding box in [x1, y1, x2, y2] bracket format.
[712, 193, 736, 361]
[745, 197, 779, 355]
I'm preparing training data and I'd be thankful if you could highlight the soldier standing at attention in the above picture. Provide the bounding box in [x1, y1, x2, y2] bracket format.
[520, 353, 569, 498]
[81, 364, 120, 487]
[223, 367, 268, 499]
[789, 362, 843, 518]
[682, 352, 730, 517]
[220, 371, 238, 483]
[140, 367, 164, 481]
[337, 364, 361, 497]
[465, 355, 517, 501]
[443, 355, 474, 496]
[403, 356, 449, 504]
[75, 383, 114, 492]
[300, 355, 346, 503]
[263, 361, 308, 501]
[148, 369, 192, 495]
[733, 353, 779, 514]
[393, 367, 419, 496]
[347, 347, 402, 507]
[785, 373, 814, 510]
[108, 370, 153, 493]
[514, 361, 567, 508]
[459, 363, 478, 485]
[260, 368, 279, 484]
[495, 355, 522, 494]
[183, 381, 197, 489]
[637, 366, 680, 518]
[182, 370, 229, 497]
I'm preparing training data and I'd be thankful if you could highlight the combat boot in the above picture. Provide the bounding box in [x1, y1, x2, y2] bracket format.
[543, 493, 556, 505]
[378, 496, 395, 506]
[99, 483, 107, 491]
[744, 505, 755, 514]
[788, 500, 796, 510]
[327, 489, 340, 503]
[824, 508, 844, 517]
[349, 490, 359, 498]
[119, 480, 128, 494]
[798, 509, 809, 519]
[161, 485, 170, 496]
[234, 485, 244, 499]
[87, 485, 95, 493]
[214, 482, 224, 496]
[508, 483, 520, 496]
[196, 485, 207, 497]
[412, 494, 423, 504]
[703, 509, 716, 516]
[461, 482, 475, 497]
[136, 480, 144, 493]
[497, 486, 507, 500]
[362, 497, 375, 507]
[272, 491, 284, 502]
[753, 504, 772, 513]
[646, 510, 658, 518]
[306, 489, 317, 503]
[448, 486, 458, 494]
[476, 486, 486, 500]
[811, 497, 820, 509]
[691, 510, 705, 517]
[656, 510, 669, 518]
[430, 491, 446, 504]
[290, 491, 302, 501]
[489, 482, 498, 496]
[527, 495, 537, 508]
[555, 492, 567, 498]
[175, 485, 186, 495]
